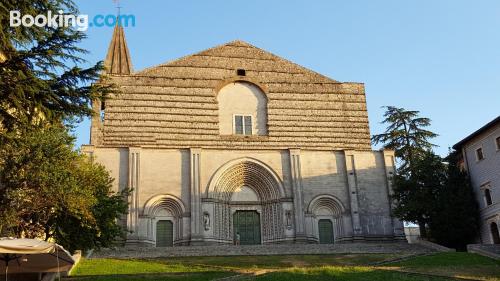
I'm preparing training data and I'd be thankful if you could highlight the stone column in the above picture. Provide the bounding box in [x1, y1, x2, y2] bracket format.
[382, 150, 406, 240]
[190, 148, 203, 245]
[289, 149, 306, 242]
[126, 147, 141, 245]
[344, 151, 363, 240]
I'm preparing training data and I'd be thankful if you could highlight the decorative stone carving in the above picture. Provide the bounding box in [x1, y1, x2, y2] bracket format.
[208, 159, 286, 243]
[203, 211, 211, 231]
[285, 210, 293, 230]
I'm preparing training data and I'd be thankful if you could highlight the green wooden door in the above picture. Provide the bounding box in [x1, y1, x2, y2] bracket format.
[318, 219, 334, 244]
[156, 220, 173, 247]
[233, 211, 261, 245]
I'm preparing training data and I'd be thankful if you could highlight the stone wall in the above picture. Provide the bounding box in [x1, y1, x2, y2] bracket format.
[82, 145, 404, 245]
[92, 41, 371, 150]
[461, 123, 500, 244]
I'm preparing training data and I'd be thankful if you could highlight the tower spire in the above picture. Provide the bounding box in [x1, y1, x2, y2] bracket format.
[104, 4, 132, 75]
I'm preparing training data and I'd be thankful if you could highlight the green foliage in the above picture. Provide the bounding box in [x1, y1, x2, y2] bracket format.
[392, 151, 446, 234]
[373, 106, 439, 237]
[373, 107, 480, 248]
[372, 106, 437, 173]
[0, 0, 123, 252]
[0, 0, 111, 130]
[390, 149, 480, 249]
[427, 150, 480, 250]
[0, 125, 128, 252]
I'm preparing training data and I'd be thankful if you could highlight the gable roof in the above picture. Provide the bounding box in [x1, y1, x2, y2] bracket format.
[453, 116, 500, 149]
[98, 39, 371, 150]
[133, 40, 339, 83]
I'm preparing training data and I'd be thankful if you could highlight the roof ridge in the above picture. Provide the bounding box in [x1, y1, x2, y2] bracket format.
[134, 40, 246, 75]
[133, 40, 339, 83]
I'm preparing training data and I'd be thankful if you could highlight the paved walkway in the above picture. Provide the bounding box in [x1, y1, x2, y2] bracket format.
[91, 242, 435, 258]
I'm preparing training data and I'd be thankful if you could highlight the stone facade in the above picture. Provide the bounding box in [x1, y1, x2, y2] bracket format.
[82, 25, 406, 246]
[454, 116, 500, 244]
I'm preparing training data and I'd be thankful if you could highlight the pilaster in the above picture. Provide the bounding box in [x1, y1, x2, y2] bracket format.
[126, 147, 141, 244]
[382, 150, 406, 240]
[344, 151, 363, 239]
[190, 148, 203, 244]
[289, 149, 306, 241]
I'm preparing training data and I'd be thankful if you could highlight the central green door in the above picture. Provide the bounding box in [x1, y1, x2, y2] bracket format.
[233, 211, 261, 245]
[318, 219, 334, 244]
[156, 220, 173, 247]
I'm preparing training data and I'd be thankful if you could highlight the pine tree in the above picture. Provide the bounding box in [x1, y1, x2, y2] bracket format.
[428, 150, 480, 250]
[372, 106, 437, 173]
[372, 106, 438, 237]
[392, 150, 446, 238]
[0, 0, 110, 131]
[0, 0, 123, 252]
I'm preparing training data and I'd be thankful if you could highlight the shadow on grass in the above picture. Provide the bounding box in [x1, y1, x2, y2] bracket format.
[65, 271, 233, 281]
[154, 254, 402, 269]
[251, 267, 452, 281]
[383, 252, 500, 281]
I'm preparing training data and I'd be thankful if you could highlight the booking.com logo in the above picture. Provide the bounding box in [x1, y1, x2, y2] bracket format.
[10, 10, 135, 31]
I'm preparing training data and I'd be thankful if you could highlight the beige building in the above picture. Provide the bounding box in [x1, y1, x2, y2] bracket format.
[454, 116, 500, 244]
[82, 25, 406, 246]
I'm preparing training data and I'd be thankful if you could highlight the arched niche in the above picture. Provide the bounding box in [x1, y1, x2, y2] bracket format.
[217, 81, 268, 136]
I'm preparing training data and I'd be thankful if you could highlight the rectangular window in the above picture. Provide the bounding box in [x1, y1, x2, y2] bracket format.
[496, 136, 500, 150]
[234, 115, 252, 135]
[234, 115, 243, 135]
[244, 116, 252, 135]
[476, 147, 484, 161]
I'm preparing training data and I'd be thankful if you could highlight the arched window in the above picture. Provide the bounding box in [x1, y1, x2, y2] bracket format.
[217, 81, 268, 136]
[485, 189, 493, 206]
[490, 222, 500, 244]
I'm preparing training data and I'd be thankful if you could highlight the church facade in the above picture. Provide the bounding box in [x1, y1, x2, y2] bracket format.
[82, 25, 406, 246]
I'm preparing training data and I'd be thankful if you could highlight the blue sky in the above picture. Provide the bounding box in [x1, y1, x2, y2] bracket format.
[74, 0, 500, 156]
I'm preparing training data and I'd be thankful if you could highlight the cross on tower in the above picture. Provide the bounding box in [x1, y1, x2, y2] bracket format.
[113, 0, 122, 16]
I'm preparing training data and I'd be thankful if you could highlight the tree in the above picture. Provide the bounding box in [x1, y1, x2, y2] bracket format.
[372, 106, 437, 173]
[392, 151, 446, 238]
[428, 150, 480, 250]
[372, 106, 438, 237]
[373, 107, 481, 248]
[0, 0, 110, 131]
[0, 125, 128, 252]
[0, 0, 125, 252]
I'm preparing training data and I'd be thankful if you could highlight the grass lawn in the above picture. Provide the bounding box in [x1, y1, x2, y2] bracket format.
[384, 252, 500, 281]
[67, 252, 500, 281]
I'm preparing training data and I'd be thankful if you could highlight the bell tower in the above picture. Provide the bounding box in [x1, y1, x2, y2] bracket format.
[90, 16, 133, 145]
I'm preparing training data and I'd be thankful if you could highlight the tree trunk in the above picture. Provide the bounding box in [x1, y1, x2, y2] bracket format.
[418, 221, 427, 239]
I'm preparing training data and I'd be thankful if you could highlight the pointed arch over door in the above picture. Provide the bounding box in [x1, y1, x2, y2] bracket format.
[206, 157, 285, 244]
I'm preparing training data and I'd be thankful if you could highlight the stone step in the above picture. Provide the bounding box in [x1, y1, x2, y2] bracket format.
[467, 244, 500, 260]
[91, 242, 434, 258]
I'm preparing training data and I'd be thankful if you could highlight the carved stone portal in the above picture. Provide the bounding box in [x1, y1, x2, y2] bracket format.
[208, 159, 286, 244]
